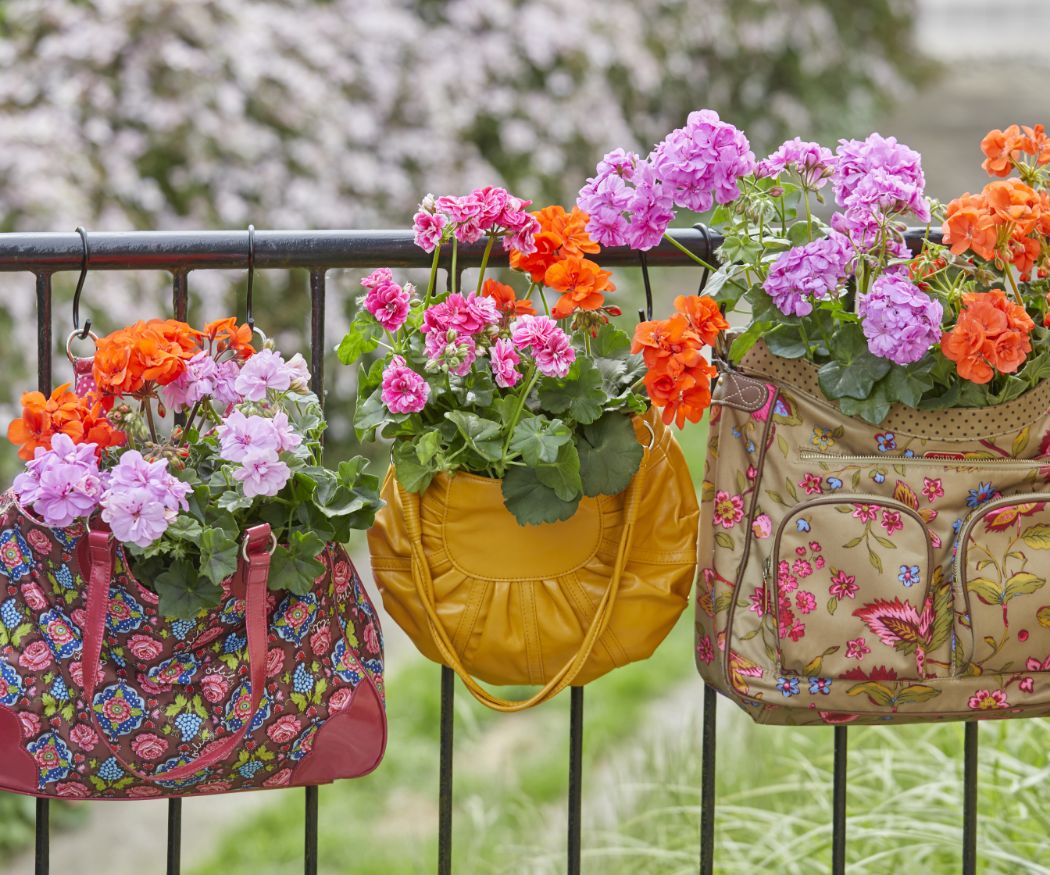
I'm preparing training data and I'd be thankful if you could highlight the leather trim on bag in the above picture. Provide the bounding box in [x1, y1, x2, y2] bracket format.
[712, 369, 769, 413]
[0, 706, 39, 792]
[720, 384, 781, 706]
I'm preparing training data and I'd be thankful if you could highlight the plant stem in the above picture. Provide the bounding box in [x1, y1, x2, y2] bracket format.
[1004, 262, 1025, 305]
[498, 364, 539, 472]
[803, 188, 814, 239]
[450, 238, 459, 294]
[475, 234, 496, 294]
[539, 286, 551, 317]
[662, 232, 717, 273]
[423, 245, 442, 307]
[141, 398, 159, 443]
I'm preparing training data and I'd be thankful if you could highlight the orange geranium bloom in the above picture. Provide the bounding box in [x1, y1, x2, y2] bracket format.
[480, 278, 535, 316]
[632, 314, 703, 378]
[984, 178, 1042, 236]
[509, 205, 600, 283]
[673, 295, 729, 346]
[981, 124, 1050, 177]
[93, 319, 201, 396]
[942, 192, 999, 260]
[942, 289, 1034, 384]
[644, 360, 717, 428]
[7, 383, 125, 460]
[546, 256, 615, 319]
[204, 317, 255, 358]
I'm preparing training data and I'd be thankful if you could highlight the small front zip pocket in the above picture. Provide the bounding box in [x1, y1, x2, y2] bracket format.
[953, 492, 1050, 676]
[768, 493, 944, 682]
[800, 451, 1050, 470]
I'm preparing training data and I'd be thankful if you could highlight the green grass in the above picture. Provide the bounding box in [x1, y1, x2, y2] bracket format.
[582, 704, 1050, 874]
[192, 615, 697, 875]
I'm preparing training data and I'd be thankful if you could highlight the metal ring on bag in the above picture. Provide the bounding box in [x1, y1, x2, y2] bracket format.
[641, 419, 656, 451]
[66, 328, 99, 363]
[242, 531, 278, 561]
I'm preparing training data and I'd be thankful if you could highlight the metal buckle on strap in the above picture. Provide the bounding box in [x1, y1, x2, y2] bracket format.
[241, 530, 278, 561]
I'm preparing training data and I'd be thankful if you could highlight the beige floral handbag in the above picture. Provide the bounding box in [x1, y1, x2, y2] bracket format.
[697, 340, 1050, 725]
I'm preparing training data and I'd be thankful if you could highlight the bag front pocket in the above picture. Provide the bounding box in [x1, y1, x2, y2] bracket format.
[770, 494, 942, 682]
[956, 493, 1050, 676]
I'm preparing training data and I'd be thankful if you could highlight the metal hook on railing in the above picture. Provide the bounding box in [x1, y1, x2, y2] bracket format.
[638, 250, 654, 324]
[72, 226, 92, 339]
[693, 223, 713, 293]
[245, 224, 256, 331]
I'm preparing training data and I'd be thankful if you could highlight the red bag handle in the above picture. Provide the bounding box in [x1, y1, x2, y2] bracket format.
[80, 524, 274, 784]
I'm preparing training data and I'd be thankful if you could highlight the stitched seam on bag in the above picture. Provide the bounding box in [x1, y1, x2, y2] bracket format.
[564, 571, 624, 668]
[520, 581, 544, 684]
[714, 372, 768, 412]
[453, 577, 487, 656]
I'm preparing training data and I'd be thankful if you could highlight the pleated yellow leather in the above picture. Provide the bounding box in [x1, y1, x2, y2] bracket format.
[367, 411, 700, 711]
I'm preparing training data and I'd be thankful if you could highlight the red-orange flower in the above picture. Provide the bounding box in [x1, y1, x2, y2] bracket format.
[673, 295, 730, 347]
[942, 192, 998, 261]
[644, 361, 717, 428]
[509, 205, 600, 283]
[942, 289, 1034, 384]
[981, 124, 1050, 177]
[93, 319, 201, 396]
[7, 383, 125, 460]
[545, 257, 615, 319]
[632, 314, 703, 378]
[204, 317, 255, 358]
[480, 278, 535, 316]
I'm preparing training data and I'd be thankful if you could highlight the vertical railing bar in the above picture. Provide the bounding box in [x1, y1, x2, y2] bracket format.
[309, 269, 326, 407]
[963, 721, 978, 875]
[36, 272, 53, 394]
[567, 686, 584, 875]
[438, 665, 455, 875]
[166, 798, 182, 875]
[699, 684, 716, 875]
[172, 269, 189, 321]
[34, 798, 49, 875]
[34, 270, 52, 875]
[304, 785, 319, 875]
[832, 726, 847, 874]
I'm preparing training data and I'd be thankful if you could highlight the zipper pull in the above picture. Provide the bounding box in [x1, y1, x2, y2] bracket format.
[763, 555, 772, 615]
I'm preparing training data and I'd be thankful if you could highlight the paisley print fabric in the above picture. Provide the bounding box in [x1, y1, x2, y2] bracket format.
[0, 496, 385, 797]
[698, 340, 1050, 726]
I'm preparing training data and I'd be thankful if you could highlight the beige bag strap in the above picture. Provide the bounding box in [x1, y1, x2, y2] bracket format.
[397, 452, 651, 713]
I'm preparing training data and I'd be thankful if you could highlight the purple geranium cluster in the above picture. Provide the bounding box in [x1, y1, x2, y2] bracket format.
[13, 434, 104, 527]
[763, 233, 853, 317]
[755, 138, 835, 190]
[163, 351, 240, 412]
[831, 133, 929, 243]
[215, 410, 300, 498]
[412, 186, 540, 254]
[577, 110, 754, 251]
[100, 452, 192, 548]
[857, 274, 944, 366]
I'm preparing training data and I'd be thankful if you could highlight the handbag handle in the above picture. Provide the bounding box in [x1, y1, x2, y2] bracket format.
[397, 454, 650, 713]
[80, 524, 273, 784]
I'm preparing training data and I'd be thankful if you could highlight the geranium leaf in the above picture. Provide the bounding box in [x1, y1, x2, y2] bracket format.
[393, 439, 436, 493]
[444, 411, 503, 462]
[501, 466, 580, 526]
[536, 358, 606, 424]
[576, 412, 643, 497]
[155, 560, 221, 620]
[199, 528, 240, 587]
[509, 416, 572, 466]
[336, 313, 381, 365]
[534, 440, 582, 502]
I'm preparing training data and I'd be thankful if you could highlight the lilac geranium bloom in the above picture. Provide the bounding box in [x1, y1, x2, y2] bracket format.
[106, 451, 191, 514]
[101, 487, 173, 548]
[270, 411, 303, 453]
[832, 134, 929, 232]
[216, 411, 280, 462]
[857, 274, 943, 366]
[234, 348, 293, 401]
[162, 350, 219, 412]
[14, 435, 103, 527]
[763, 233, 853, 317]
[755, 138, 835, 189]
[232, 450, 291, 498]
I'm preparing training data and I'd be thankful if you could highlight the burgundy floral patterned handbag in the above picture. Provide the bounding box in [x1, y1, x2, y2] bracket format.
[0, 507, 386, 798]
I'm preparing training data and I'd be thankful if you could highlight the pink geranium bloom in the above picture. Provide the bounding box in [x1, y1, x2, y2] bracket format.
[380, 355, 429, 414]
[216, 411, 281, 462]
[489, 338, 522, 389]
[234, 349, 293, 401]
[232, 450, 291, 498]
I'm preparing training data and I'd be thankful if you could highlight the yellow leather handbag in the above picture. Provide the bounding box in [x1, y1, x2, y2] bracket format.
[368, 412, 700, 711]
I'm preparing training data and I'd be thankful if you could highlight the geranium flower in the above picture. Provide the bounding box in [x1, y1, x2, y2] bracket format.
[232, 450, 291, 499]
[545, 256, 615, 319]
[480, 279, 535, 317]
[509, 205, 600, 283]
[93, 319, 200, 396]
[7, 383, 125, 460]
[380, 356, 429, 414]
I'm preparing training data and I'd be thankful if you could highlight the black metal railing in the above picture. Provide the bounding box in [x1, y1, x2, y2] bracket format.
[0, 226, 978, 875]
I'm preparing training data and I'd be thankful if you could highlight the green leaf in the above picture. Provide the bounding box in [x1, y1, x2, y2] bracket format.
[393, 439, 436, 493]
[509, 416, 573, 466]
[271, 534, 327, 595]
[536, 357, 606, 425]
[501, 466, 581, 526]
[353, 386, 391, 438]
[155, 560, 221, 620]
[838, 389, 892, 426]
[166, 514, 203, 541]
[1022, 524, 1050, 549]
[336, 314, 381, 365]
[1004, 572, 1045, 601]
[590, 323, 632, 359]
[217, 490, 254, 513]
[819, 354, 892, 401]
[444, 411, 503, 462]
[534, 441, 583, 502]
[967, 577, 1004, 606]
[729, 321, 772, 363]
[764, 325, 807, 359]
[416, 430, 442, 465]
[575, 413, 644, 497]
[199, 528, 240, 587]
[883, 360, 936, 408]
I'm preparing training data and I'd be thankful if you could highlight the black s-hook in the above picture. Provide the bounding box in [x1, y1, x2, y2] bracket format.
[72, 226, 91, 338]
[638, 250, 654, 324]
[693, 223, 713, 293]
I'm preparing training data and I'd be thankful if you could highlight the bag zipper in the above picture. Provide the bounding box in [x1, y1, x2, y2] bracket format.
[800, 450, 1050, 469]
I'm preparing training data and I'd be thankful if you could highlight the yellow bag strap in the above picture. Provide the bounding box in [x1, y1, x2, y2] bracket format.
[397, 452, 651, 713]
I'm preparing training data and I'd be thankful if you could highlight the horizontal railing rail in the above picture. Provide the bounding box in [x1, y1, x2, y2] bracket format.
[0, 225, 969, 875]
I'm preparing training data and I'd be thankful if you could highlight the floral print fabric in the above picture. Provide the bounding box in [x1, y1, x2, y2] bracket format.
[697, 346, 1050, 725]
[0, 497, 385, 796]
